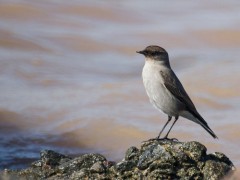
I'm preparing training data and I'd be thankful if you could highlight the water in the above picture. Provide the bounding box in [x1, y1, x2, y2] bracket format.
[0, 0, 239, 174]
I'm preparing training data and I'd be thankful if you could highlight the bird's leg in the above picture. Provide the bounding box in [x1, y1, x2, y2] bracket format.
[142, 116, 172, 142]
[156, 116, 172, 139]
[163, 116, 179, 140]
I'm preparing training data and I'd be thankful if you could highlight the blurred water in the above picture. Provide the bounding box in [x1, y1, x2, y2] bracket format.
[0, 0, 240, 171]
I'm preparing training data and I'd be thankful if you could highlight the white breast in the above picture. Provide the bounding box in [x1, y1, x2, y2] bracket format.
[142, 60, 179, 117]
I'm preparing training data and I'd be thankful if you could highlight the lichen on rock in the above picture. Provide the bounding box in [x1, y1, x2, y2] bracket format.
[1, 139, 235, 179]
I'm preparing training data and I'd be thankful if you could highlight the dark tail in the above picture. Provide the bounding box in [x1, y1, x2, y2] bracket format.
[189, 109, 218, 139]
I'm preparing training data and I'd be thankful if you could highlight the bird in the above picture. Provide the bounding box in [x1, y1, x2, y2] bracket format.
[137, 45, 217, 139]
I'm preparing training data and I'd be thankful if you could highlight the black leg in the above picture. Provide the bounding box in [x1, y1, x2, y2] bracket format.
[164, 116, 179, 138]
[157, 116, 172, 139]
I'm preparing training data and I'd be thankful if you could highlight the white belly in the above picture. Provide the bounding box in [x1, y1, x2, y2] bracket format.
[142, 62, 180, 117]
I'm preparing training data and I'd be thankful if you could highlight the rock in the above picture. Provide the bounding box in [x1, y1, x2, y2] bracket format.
[1, 140, 235, 179]
[40, 150, 71, 167]
[125, 146, 139, 161]
[90, 161, 106, 173]
[202, 160, 233, 180]
[137, 143, 176, 170]
[182, 141, 207, 162]
[57, 153, 106, 174]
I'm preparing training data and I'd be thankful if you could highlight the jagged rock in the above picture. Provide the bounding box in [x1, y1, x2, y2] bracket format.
[57, 153, 106, 174]
[90, 161, 106, 173]
[1, 139, 235, 179]
[39, 150, 71, 167]
[125, 146, 139, 162]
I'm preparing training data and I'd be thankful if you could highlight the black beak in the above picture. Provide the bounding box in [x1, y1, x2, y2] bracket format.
[136, 50, 146, 55]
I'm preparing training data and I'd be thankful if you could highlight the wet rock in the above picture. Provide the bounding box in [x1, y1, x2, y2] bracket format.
[1, 140, 235, 179]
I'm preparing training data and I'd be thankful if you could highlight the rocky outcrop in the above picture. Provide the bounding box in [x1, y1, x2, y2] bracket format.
[1, 139, 235, 179]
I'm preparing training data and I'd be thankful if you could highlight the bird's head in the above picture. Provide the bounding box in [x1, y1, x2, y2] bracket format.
[137, 45, 169, 63]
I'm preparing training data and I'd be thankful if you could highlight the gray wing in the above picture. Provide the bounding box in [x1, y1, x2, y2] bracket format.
[160, 70, 196, 112]
[160, 70, 218, 139]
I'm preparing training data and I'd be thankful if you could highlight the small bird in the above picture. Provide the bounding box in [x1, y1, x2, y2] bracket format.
[137, 45, 217, 139]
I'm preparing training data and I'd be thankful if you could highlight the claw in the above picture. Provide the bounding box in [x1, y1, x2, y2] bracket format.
[142, 137, 179, 143]
[162, 137, 179, 142]
[142, 137, 159, 143]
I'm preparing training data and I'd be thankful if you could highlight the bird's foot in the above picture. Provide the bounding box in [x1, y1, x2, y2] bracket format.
[142, 137, 158, 142]
[143, 137, 178, 143]
[160, 137, 179, 142]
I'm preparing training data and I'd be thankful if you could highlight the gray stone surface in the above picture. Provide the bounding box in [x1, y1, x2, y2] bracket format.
[1, 139, 235, 179]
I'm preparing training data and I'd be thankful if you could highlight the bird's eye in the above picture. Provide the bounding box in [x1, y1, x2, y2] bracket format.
[152, 52, 158, 56]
